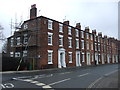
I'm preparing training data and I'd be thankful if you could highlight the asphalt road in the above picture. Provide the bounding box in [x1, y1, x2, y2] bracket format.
[1, 64, 119, 89]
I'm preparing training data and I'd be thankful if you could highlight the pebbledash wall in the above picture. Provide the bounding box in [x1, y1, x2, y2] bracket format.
[7, 4, 120, 70]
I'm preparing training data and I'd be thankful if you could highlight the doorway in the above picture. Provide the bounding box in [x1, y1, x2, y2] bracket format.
[58, 48, 66, 68]
[76, 51, 81, 66]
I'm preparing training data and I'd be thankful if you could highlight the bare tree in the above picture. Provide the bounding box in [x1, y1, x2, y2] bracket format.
[0, 24, 5, 41]
[2, 41, 7, 53]
[0, 24, 6, 53]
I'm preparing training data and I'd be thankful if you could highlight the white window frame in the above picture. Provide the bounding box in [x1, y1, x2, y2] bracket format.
[59, 35, 63, 47]
[68, 52, 72, 63]
[59, 23, 63, 33]
[95, 35, 97, 42]
[76, 39, 79, 49]
[68, 37, 72, 48]
[81, 31, 84, 38]
[76, 29, 79, 37]
[15, 52, 20, 57]
[10, 52, 14, 57]
[23, 50, 27, 57]
[48, 32, 53, 46]
[81, 53, 85, 62]
[10, 38, 14, 47]
[81, 40, 84, 49]
[16, 37, 21, 45]
[98, 44, 100, 51]
[91, 34, 93, 40]
[98, 36, 100, 42]
[48, 20, 53, 30]
[48, 50, 53, 64]
[95, 43, 97, 51]
[23, 34, 28, 44]
[86, 33, 89, 39]
[24, 23, 28, 30]
[68, 27, 72, 35]
[86, 41, 89, 50]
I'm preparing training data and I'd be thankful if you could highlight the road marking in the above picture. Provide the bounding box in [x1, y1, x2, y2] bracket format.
[16, 76, 32, 79]
[13, 77, 50, 88]
[1, 84, 5, 88]
[60, 72, 71, 75]
[42, 85, 52, 88]
[48, 78, 71, 86]
[104, 70, 118, 76]
[78, 73, 89, 77]
[87, 77, 103, 88]
[36, 83, 46, 86]
[1, 83, 14, 88]
[30, 81, 39, 84]
[23, 79, 33, 82]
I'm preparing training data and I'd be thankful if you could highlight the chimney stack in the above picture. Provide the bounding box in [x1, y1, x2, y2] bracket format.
[98, 32, 102, 37]
[104, 35, 107, 38]
[92, 29, 96, 35]
[76, 23, 81, 29]
[85, 26, 89, 32]
[63, 21, 69, 25]
[30, 4, 37, 19]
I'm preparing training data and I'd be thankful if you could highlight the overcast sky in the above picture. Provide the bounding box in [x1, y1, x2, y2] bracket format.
[0, 0, 119, 40]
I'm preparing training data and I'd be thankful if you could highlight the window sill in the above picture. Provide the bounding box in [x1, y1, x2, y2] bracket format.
[69, 61, 72, 63]
[48, 62, 53, 64]
[68, 46, 72, 48]
[48, 28, 53, 30]
[48, 44, 53, 46]
[59, 45, 63, 47]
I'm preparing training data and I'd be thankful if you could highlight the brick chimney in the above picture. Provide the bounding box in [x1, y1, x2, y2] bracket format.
[104, 35, 107, 38]
[85, 26, 89, 32]
[98, 32, 102, 37]
[92, 29, 96, 35]
[76, 23, 81, 29]
[30, 4, 37, 19]
[63, 21, 69, 25]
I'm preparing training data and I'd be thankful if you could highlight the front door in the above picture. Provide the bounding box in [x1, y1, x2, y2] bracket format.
[58, 48, 66, 68]
[107, 54, 110, 63]
[76, 51, 81, 66]
[87, 53, 91, 65]
[95, 53, 99, 65]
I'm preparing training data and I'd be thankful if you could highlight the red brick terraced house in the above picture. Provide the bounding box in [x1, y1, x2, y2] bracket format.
[7, 4, 119, 70]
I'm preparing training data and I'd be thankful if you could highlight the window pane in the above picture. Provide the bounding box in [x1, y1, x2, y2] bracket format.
[48, 50, 53, 64]
[59, 24, 63, 33]
[48, 20, 53, 30]
[68, 27, 72, 35]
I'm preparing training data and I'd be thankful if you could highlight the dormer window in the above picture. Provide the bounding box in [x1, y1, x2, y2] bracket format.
[24, 23, 28, 30]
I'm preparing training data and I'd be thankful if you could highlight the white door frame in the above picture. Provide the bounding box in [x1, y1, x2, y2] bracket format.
[95, 53, 99, 65]
[58, 48, 66, 68]
[87, 52, 91, 65]
[107, 54, 110, 63]
[112, 55, 115, 63]
[76, 51, 81, 66]
[116, 55, 118, 63]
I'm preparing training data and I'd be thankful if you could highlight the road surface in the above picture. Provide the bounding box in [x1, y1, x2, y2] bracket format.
[1, 64, 119, 89]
